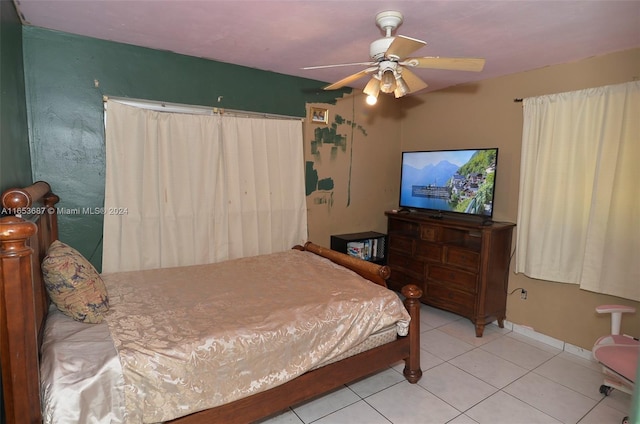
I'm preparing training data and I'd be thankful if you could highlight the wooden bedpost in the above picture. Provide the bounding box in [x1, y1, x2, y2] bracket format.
[43, 192, 60, 243]
[0, 181, 57, 424]
[402, 284, 423, 383]
[0, 216, 42, 424]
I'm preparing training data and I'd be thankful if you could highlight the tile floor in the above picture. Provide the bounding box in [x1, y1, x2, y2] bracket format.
[260, 304, 632, 424]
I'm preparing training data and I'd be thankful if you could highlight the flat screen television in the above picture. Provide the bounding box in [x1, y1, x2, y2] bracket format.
[399, 148, 499, 219]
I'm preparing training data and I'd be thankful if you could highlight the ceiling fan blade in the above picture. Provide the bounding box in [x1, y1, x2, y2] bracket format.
[401, 57, 485, 72]
[398, 68, 428, 93]
[324, 67, 378, 90]
[385, 35, 427, 60]
[302, 62, 376, 70]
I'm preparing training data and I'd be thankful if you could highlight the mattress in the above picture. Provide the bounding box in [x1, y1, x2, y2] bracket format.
[41, 249, 410, 423]
[41, 309, 402, 424]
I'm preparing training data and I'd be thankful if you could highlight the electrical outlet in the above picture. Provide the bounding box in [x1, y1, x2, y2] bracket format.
[521, 289, 528, 300]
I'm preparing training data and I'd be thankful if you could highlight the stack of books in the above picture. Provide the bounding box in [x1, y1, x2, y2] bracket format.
[346, 239, 379, 261]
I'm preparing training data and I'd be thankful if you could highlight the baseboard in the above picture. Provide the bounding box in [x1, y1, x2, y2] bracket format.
[496, 320, 594, 362]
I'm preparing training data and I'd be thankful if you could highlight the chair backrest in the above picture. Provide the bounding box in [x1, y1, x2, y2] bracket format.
[596, 304, 637, 335]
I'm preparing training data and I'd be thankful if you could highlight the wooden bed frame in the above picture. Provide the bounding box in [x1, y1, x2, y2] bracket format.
[0, 181, 422, 424]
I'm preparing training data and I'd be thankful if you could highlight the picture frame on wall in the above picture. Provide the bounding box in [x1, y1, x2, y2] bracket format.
[310, 107, 329, 124]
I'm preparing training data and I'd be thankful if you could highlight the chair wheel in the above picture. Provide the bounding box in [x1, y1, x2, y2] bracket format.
[599, 384, 613, 395]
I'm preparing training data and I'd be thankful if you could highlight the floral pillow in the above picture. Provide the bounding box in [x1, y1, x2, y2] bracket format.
[42, 240, 109, 323]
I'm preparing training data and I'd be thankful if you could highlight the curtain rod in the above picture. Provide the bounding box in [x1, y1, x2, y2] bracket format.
[102, 95, 303, 121]
[513, 98, 523, 102]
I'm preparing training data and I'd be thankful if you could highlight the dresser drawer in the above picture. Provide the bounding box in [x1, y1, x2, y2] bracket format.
[388, 252, 424, 276]
[415, 241, 442, 262]
[445, 246, 480, 271]
[427, 265, 477, 293]
[425, 284, 476, 316]
[388, 234, 414, 254]
[420, 225, 440, 242]
[388, 219, 420, 236]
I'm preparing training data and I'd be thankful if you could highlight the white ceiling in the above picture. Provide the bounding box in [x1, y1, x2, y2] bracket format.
[14, 0, 640, 94]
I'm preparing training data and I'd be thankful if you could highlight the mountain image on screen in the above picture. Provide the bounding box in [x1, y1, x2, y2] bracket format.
[399, 149, 498, 217]
[402, 161, 459, 187]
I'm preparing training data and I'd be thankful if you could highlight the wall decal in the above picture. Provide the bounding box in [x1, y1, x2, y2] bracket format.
[306, 111, 367, 210]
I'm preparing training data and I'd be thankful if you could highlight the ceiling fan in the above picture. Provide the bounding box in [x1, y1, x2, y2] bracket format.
[303, 11, 485, 102]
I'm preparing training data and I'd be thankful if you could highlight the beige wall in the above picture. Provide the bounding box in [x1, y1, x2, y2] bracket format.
[304, 93, 403, 247]
[400, 48, 640, 349]
[305, 48, 639, 350]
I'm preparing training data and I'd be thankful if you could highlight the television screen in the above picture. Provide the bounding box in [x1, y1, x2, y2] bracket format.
[399, 148, 498, 218]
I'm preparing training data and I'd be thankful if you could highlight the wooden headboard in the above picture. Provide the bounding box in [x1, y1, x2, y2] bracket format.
[0, 181, 59, 423]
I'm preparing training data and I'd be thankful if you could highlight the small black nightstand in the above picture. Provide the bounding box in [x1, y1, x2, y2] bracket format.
[330, 231, 387, 265]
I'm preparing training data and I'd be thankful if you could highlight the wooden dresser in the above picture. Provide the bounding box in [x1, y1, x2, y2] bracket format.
[385, 211, 515, 337]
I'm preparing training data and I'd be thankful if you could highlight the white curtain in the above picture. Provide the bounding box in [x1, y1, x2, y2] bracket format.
[103, 100, 307, 273]
[516, 81, 640, 301]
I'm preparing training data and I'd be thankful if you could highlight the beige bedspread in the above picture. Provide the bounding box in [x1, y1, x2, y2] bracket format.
[102, 249, 409, 423]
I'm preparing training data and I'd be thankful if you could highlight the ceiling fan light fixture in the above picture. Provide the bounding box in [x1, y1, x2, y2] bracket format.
[363, 77, 380, 105]
[363, 77, 380, 97]
[379, 69, 397, 93]
[394, 76, 410, 98]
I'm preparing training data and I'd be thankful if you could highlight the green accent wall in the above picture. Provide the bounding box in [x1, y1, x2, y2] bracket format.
[22, 26, 347, 270]
[0, 0, 32, 192]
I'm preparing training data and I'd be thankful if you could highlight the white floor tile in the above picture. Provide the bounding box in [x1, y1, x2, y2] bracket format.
[291, 387, 360, 423]
[447, 414, 480, 424]
[418, 362, 498, 411]
[557, 351, 602, 373]
[465, 391, 563, 424]
[506, 331, 563, 355]
[504, 372, 599, 423]
[449, 348, 529, 388]
[366, 381, 461, 424]
[578, 401, 631, 424]
[348, 367, 405, 398]
[438, 319, 510, 347]
[313, 400, 390, 424]
[533, 355, 606, 400]
[421, 329, 475, 361]
[258, 409, 304, 424]
[420, 305, 463, 329]
[480, 334, 557, 370]
[600, 387, 633, 416]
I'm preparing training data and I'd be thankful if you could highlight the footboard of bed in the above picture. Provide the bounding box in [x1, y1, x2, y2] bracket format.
[115, 240, 421, 424]
[171, 282, 423, 424]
